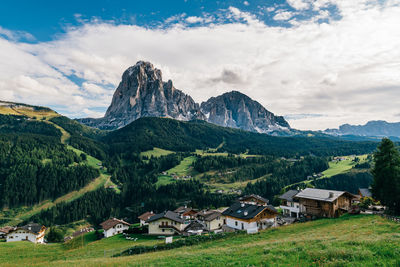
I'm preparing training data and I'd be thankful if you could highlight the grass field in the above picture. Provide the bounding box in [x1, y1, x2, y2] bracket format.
[0, 215, 399, 266]
[140, 147, 174, 158]
[155, 175, 176, 187]
[206, 176, 267, 193]
[321, 155, 368, 178]
[166, 156, 197, 176]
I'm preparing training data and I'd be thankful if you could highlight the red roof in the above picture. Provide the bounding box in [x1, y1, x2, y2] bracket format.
[138, 211, 154, 221]
[100, 218, 130, 231]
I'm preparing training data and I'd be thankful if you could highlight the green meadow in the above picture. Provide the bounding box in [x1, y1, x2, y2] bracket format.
[1, 215, 399, 266]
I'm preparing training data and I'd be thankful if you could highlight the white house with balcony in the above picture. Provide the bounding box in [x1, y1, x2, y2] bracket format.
[279, 190, 301, 218]
[6, 223, 46, 244]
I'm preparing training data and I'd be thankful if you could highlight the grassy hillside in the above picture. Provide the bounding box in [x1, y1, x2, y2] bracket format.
[0, 215, 399, 266]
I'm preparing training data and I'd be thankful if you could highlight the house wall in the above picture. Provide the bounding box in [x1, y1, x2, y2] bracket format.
[140, 219, 147, 226]
[299, 196, 352, 218]
[206, 216, 226, 231]
[226, 217, 257, 230]
[104, 223, 129, 238]
[6, 230, 44, 244]
[148, 219, 184, 235]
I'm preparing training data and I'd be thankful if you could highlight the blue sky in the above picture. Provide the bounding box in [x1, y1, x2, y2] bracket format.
[0, 0, 399, 130]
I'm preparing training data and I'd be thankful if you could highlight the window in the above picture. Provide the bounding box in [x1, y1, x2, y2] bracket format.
[235, 221, 238, 226]
[162, 229, 165, 232]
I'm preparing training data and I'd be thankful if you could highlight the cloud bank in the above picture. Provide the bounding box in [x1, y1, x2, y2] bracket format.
[0, 0, 400, 130]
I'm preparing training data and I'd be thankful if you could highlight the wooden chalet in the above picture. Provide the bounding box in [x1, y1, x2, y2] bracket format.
[294, 188, 356, 218]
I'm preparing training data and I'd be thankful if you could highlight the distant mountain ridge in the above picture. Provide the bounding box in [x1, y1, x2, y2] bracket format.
[325, 120, 400, 138]
[78, 61, 290, 133]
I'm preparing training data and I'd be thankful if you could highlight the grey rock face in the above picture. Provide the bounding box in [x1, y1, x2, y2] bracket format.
[200, 91, 289, 133]
[78, 61, 204, 129]
[78, 61, 290, 133]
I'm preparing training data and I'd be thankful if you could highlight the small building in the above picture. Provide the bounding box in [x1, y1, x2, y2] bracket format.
[100, 218, 131, 238]
[294, 188, 356, 218]
[0, 226, 15, 239]
[147, 211, 186, 235]
[174, 206, 197, 219]
[196, 210, 226, 231]
[359, 188, 372, 198]
[183, 220, 208, 236]
[279, 190, 300, 218]
[222, 202, 278, 232]
[6, 223, 46, 244]
[238, 194, 269, 206]
[138, 211, 154, 226]
[64, 227, 94, 242]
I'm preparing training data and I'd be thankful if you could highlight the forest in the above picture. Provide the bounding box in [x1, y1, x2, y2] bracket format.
[0, 113, 381, 227]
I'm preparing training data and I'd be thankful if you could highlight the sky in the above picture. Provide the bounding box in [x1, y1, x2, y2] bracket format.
[0, 0, 400, 130]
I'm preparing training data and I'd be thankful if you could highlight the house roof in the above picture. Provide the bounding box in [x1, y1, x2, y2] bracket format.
[0, 226, 14, 234]
[359, 188, 372, 198]
[14, 223, 45, 235]
[294, 188, 355, 202]
[184, 220, 208, 232]
[174, 206, 197, 215]
[100, 218, 131, 231]
[239, 194, 269, 204]
[222, 202, 277, 220]
[196, 210, 222, 222]
[138, 211, 154, 221]
[147, 211, 185, 224]
[279, 190, 300, 202]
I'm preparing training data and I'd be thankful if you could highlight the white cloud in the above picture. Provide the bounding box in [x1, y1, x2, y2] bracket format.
[186, 16, 204, 24]
[243, 1, 250, 6]
[273, 10, 295, 21]
[0, 0, 400, 130]
[287, 0, 310, 10]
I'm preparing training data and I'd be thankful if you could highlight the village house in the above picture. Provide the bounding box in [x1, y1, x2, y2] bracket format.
[239, 194, 269, 206]
[294, 188, 356, 218]
[279, 190, 301, 218]
[182, 220, 208, 236]
[222, 202, 278, 232]
[196, 210, 226, 231]
[147, 211, 186, 235]
[100, 218, 131, 238]
[0, 226, 14, 239]
[6, 223, 46, 244]
[174, 206, 198, 219]
[138, 211, 154, 226]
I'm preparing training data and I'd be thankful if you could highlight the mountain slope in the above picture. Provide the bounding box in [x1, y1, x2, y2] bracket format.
[104, 117, 377, 157]
[201, 90, 289, 133]
[325, 120, 400, 138]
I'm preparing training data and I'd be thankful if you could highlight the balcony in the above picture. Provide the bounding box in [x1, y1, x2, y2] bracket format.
[280, 205, 300, 213]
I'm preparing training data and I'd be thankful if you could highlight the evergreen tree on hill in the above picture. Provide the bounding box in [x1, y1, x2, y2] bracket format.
[372, 138, 400, 214]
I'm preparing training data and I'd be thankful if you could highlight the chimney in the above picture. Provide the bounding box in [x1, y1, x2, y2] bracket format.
[244, 211, 248, 216]
[329, 192, 334, 198]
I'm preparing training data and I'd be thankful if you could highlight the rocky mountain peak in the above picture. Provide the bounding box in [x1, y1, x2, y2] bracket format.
[200, 90, 289, 133]
[78, 61, 289, 133]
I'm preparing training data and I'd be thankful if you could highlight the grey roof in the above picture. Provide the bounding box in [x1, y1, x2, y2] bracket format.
[196, 210, 222, 222]
[184, 220, 208, 232]
[279, 190, 300, 202]
[222, 202, 277, 220]
[294, 188, 355, 202]
[359, 188, 372, 197]
[147, 211, 185, 224]
[20, 223, 45, 234]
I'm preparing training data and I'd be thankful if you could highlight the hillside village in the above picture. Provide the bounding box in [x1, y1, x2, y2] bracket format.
[0, 187, 381, 244]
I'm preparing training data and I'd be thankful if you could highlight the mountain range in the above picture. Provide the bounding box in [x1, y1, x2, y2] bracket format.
[77, 61, 290, 133]
[325, 120, 400, 138]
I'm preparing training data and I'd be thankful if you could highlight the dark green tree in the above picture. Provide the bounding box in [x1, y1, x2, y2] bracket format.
[46, 227, 64, 243]
[371, 138, 400, 214]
